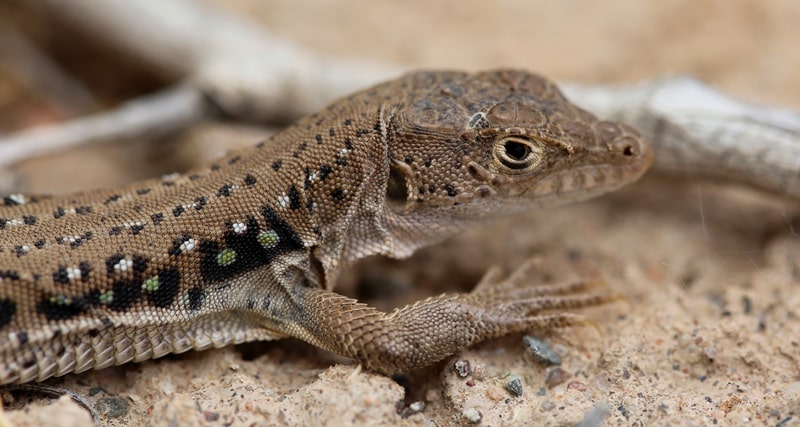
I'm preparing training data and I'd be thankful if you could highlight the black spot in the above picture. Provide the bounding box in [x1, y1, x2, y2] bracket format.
[54, 207, 66, 219]
[136, 188, 152, 195]
[37, 296, 87, 321]
[418, 187, 425, 195]
[187, 287, 206, 311]
[188, 174, 201, 181]
[228, 155, 241, 165]
[14, 245, 27, 257]
[328, 128, 335, 137]
[344, 138, 353, 150]
[130, 223, 144, 235]
[2, 197, 19, 206]
[22, 359, 36, 369]
[217, 184, 233, 197]
[79, 262, 92, 281]
[162, 181, 176, 187]
[356, 129, 370, 137]
[0, 298, 16, 329]
[298, 141, 308, 151]
[106, 254, 126, 275]
[244, 174, 257, 186]
[288, 185, 301, 210]
[108, 279, 142, 312]
[315, 134, 323, 144]
[428, 185, 436, 193]
[109, 226, 122, 236]
[246, 298, 256, 309]
[0, 270, 20, 281]
[210, 164, 222, 171]
[331, 188, 345, 201]
[133, 205, 143, 213]
[343, 118, 353, 126]
[75, 206, 93, 215]
[53, 266, 70, 284]
[151, 212, 164, 225]
[256, 141, 266, 149]
[104, 194, 122, 204]
[373, 121, 381, 132]
[445, 184, 458, 197]
[88, 329, 99, 338]
[147, 268, 181, 308]
[23, 215, 36, 225]
[34, 239, 45, 249]
[424, 158, 433, 167]
[319, 165, 333, 181]
[173, 205, 185, 217]
[335, 157, 348, 167]
[132, 255, 149, 273]
[306, 199, 314, 213]
[194, 196, 207, 210]
[405, 156, 414, 164]
[16, 331, 28, 345]
[272, 159, 282, 171]
[0, 218, 6, 229]
[169, 235, 192, 256]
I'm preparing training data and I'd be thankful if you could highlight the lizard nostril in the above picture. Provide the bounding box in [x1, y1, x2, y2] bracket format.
[623, 145, 634, 156]
[611, 136, 639, 158]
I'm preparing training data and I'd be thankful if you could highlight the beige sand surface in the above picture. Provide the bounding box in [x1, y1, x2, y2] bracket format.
[2, 1, 799, 425]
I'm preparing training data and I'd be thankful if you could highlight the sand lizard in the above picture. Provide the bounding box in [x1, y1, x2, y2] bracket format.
[0, 70, 651, 384]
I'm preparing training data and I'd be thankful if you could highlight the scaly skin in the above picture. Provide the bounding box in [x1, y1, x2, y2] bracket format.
[0, 70, 652, 384]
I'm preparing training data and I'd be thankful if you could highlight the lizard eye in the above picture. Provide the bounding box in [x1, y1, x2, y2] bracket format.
[493, 137, 543, 173]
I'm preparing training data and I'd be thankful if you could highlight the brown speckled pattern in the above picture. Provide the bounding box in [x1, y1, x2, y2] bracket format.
[0, 70, 651, 384]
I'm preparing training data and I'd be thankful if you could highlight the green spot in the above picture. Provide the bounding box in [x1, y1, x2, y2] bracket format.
[99, 290, 114, 304]
[258, 230, 279, 248]
[49, 295, 72, 305]
[216, 248, 237, 266]
[143, 276, 159, 292]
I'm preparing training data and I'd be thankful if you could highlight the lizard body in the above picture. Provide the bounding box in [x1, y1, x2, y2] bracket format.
[0, 70, 651, 384]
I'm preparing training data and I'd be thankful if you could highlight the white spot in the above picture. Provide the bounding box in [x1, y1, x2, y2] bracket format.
[18, 245, 29, 254]
[8, 194, 26, 205]
[66, 267, 81, 280]
[307, 171, 319, 183]
[180, 238, 197, 252]
[277, 194, 290, 209]
[233, 221, 247, 234]
[7, 219, 21, 227]
[67, 235, 81, 244]
[339, 148, 350, 156]
[161, 172, 181, 181]
[114, 257, 133, 272]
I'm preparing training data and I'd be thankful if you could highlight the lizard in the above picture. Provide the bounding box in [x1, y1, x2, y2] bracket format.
[0, 69, 652, 385]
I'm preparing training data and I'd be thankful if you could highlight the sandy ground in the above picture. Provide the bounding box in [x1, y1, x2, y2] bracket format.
[1, 1, 799, 426]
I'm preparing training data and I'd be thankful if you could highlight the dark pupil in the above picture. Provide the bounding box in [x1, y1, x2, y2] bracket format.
[504, 141, 529, 161]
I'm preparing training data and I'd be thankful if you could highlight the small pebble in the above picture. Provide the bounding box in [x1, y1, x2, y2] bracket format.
[545, 367, 570, 389]
[453, 359, 471, 377]
[463, 408, 482, 424]
[523, 336, 562, 366]
[567, 381, 587, 392]
[399, 401, 425, 418]
[486, 385, 505, 401]
[95, 396, 130, 419]
[505, 376, 523, 397]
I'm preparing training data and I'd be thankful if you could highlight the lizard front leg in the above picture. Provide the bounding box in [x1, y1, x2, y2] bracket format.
[276, 264, 614, 375]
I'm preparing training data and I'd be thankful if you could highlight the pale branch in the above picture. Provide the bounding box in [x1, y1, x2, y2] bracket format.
[28, 0, 404, 122]
[562, 78, 800, 199]
[0, 84, 206, 167]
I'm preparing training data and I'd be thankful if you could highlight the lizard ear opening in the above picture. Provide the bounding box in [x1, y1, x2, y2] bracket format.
[386, 162, 410, 212]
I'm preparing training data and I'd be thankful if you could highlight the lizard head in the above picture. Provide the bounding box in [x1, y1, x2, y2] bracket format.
[379, 70, 652, 256]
